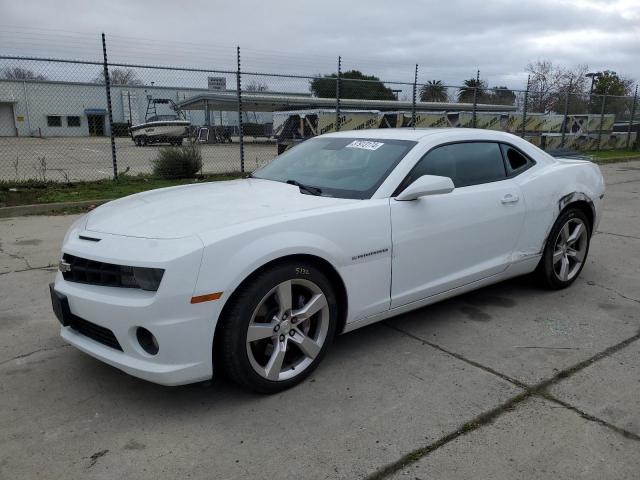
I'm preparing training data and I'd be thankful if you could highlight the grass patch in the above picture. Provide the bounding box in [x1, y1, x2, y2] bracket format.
[0, 173, 243, 208]
[584, 149, 640, 160]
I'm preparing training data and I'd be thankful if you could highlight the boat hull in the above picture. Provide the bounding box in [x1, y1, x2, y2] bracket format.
[130, 121, 191, 144]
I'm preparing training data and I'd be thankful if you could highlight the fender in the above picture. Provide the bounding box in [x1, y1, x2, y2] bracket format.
[194, 230, 347, 315]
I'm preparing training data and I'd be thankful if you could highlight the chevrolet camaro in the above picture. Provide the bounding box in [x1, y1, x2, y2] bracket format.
[50, 128, 605, 392]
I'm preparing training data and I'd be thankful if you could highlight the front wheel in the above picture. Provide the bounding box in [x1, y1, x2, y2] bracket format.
[537, 208, 591, 289]
[218, 261, 338, 393]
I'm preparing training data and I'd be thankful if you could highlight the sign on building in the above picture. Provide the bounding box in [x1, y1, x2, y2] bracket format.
[208, 77, 227, 91]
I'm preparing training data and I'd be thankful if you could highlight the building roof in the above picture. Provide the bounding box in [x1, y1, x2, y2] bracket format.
[175, 91, 517, 113]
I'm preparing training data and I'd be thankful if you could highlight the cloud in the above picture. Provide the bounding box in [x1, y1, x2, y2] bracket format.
[1, 0, 637, 89]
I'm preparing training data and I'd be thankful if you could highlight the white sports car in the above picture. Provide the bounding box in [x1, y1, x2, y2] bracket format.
[50, 128, 605, 392]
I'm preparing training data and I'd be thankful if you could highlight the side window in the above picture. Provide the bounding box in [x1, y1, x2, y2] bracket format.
[500, 144, 533, 175]
[67, 116, 81, 127]
[47, 115, 62, 127]
[404, 142, 506, 189]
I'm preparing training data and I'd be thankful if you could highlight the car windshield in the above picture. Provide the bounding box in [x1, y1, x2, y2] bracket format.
[253, 137, 417, 199]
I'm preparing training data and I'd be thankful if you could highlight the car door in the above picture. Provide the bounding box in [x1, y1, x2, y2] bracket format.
[390, 141, 525, 308]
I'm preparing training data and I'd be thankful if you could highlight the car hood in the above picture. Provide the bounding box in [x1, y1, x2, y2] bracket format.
[85, 178, 356, 239]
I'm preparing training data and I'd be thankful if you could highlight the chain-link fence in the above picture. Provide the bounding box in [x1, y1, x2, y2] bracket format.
[1, 39, 638, 183]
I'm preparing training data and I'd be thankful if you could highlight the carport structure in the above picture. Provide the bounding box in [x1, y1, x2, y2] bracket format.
[175, 91, 516, 114]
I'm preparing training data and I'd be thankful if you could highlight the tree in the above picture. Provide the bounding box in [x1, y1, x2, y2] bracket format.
[592, 70, 633, 97]
[245, 80, 269, 92]
[457, 78, 487, 103]
[489, 86, 516, 106]
[309, 70, 395, 100]
[591, 70, 635, 116]
[93, 67, 143, 86]
[525, 60, 588, 113]
[419, 80, 448, 102]
[1, 67, 47, 81]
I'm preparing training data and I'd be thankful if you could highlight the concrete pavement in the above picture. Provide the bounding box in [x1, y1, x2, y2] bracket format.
[1, 161, 639, 479]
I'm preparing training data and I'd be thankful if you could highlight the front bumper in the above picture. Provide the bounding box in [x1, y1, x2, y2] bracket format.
[52, 229, 224, 386]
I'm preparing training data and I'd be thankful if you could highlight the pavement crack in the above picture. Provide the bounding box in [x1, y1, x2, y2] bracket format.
[0, 264, 56, 276]
[0, 344, 70, 367]
[364, 391, 533, 480]
[384, 322, 530, 389]
[87, 449, 109, 469]
[367, 327, 640, 479]
[0, 240, 34, 270]
[586, 281, 640, 304]
[538, 391, 640, 442]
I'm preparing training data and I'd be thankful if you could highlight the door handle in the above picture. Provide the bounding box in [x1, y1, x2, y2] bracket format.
[501, 193, 519, 204]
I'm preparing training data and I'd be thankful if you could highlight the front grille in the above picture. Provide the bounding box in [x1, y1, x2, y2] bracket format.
[69, 315, 122, 351]
[62, 253, 137, 288]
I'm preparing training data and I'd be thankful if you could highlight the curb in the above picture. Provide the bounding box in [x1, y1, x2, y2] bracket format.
[0, 199, 112, 218]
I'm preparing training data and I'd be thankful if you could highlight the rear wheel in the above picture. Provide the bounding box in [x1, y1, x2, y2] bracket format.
[537, 208, 591, 289]
[219, 261, 338, 393]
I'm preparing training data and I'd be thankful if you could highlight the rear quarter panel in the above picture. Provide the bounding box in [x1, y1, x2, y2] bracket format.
[513, 159, 604, 258]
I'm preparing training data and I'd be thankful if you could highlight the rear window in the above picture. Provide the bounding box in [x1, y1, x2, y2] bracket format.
[500, 144, 533, 175]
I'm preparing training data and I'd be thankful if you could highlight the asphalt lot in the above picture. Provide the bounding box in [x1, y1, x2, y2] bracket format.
[1, 161, 639, 479]
[0, 136, 275, 181]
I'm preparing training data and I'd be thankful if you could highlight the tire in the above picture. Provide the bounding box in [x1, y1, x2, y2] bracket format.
[134, 137, 141, 147]
[140, 136, 147, 147]
[537, 207, 591, 289]
[219, 260, 338, 393]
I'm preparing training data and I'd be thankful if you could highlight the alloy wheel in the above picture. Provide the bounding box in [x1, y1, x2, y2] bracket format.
[552, 217, 588, 282]
[246, 279, 330, 381]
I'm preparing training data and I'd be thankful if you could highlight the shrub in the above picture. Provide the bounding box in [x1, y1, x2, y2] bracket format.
[152, 144, 203, 179]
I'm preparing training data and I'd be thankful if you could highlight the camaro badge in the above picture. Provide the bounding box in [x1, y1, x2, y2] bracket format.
[58, 261, 71, 273]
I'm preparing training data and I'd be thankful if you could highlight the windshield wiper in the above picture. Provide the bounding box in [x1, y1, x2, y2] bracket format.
[286, 179, 322, 196]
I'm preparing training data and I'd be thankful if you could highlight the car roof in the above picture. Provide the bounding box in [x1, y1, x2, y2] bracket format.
[322, 128, 518, 142]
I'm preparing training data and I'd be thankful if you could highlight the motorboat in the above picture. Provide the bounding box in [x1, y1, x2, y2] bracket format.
[130, 98, 191, 146]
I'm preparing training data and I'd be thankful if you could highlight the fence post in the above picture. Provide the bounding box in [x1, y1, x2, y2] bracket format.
[236, 46, 244, 173]
[627, 85, 638, 150]
[335, 56, 342, 132]
[521, 75, 530, 139]
[472, 69, 479, 128]
[411, 64, 418, 127]
[597, 93, 607, 151]
[101, 33, 118, 180]
[561, 79, 572, 148]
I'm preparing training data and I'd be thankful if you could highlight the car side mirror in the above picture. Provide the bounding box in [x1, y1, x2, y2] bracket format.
[395, 175, 455, 201]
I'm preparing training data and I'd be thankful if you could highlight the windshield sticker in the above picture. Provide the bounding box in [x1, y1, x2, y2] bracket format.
[345, 140, 384, 151]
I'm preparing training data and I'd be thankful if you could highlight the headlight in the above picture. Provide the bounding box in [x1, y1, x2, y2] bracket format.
[121, 266, 165, 291]
[61, 254, 165, 291]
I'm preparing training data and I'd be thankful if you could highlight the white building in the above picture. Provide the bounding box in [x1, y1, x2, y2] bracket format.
[0, 79, 250, 137]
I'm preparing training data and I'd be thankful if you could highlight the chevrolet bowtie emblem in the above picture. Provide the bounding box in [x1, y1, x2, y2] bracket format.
[58, 260, 71, 273]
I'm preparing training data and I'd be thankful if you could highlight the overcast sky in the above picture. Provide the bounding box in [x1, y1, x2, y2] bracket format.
[1, 0, 638, 89]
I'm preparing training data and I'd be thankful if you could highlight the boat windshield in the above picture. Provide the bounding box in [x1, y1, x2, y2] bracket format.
[148, 115, 180, 122]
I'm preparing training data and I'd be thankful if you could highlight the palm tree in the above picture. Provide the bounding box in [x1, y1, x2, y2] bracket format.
[457, 78, 486, 103]
[419, 80, 448, 102]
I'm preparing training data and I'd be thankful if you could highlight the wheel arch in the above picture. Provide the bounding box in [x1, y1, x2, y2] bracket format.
[212, 253, 349, 366]
[557, 193, 595, 232]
